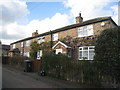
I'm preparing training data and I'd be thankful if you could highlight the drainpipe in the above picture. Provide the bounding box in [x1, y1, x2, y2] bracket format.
[50, 30, 53, 49]
[23, 42, 24, 56]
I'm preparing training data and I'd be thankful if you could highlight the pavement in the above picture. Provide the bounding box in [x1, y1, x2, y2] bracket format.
[2, 64, 83, 88]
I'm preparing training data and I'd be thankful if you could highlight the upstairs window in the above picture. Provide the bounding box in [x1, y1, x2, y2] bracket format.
[79, 46, 95, 60]
[52, 33, 58, 41]
[21, 42, 23, 47]
[24, 52, 29, 57]
[13, 44, 16, 49]
[78, 25, 93, 37]
[26, 40, 30, 46]
[38, 37, 45, 44]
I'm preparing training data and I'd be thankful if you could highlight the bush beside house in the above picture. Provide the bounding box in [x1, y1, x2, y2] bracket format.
[94, 27, 120, 87]
[8, 56, 29, 70]
[41, 53, 101, 87]
[39, 27, 120, 87]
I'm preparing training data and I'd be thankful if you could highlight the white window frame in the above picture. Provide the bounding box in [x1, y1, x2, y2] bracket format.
[38, 37, 45, 44]
[24, 52, 29, 57]
[53, 33, 58, 41]
[26, 40, 30, 47]
[78, 25, 93, 37]
[79, 46, 95, 60]
[56, 49, 62, 54]
[13, 44, 16, 49]
[20, 51, 23, 55]
[37, 50, 43, 59]
[21, 42, 23, 47]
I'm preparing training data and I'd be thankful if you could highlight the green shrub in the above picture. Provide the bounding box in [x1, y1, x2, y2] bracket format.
[9, 56, 29, 69]
[41, 53, 72, 79]
[94, 27, 120, 86]
[41, 53, 100, 86]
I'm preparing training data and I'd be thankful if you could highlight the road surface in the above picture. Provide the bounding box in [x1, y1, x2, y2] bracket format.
[2, 66, 81, 88]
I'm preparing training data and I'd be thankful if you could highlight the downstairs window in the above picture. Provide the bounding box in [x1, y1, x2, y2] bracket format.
[79, 46, 95, 60]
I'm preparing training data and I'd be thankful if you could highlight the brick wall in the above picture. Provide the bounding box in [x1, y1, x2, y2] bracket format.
[45, 35, 51, 42]
[93, 20, 117, 35]
[59, 28, 78, 39]
[10, 19, 117, 58]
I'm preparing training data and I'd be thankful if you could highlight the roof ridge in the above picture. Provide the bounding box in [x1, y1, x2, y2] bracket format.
[83, 16, 111, 22]
[10, 16, 114, 45]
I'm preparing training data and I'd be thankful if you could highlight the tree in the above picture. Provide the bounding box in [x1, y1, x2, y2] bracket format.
[30, 41, 40, 59]
[94, 27, 120, 84]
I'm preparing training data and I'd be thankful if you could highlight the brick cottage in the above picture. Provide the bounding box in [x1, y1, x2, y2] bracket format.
[9, 13, 118, 60]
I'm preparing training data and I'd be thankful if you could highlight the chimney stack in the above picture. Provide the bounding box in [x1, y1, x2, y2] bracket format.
[76, 13, 83, 24]
[32, 30, 38, 37]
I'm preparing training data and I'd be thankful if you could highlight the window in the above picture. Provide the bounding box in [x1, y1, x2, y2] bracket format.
[38, 37, 45, 44]
[79, 46, 95, 60]
[52, 33, 58, 41]
[78, 25, 93, 37]
[13, 44, 16, 49]
[21, 42, 23, 47]
[37, 50, 42, 59]
[24, 52, 29, 57]
[20, 51, 23, 55]
[56, 49, 62, 54]
[26, 40, 30, 46]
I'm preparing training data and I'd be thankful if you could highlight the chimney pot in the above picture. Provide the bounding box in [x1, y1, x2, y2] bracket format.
[32, 30, 38, 37]
[76, 13, 83, 24]
[36, 30, 38, 33]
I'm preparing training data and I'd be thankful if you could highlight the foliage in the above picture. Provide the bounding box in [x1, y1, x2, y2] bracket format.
[41, 53, 72, 79]
[39, 41, 51, 49]
[60, 35, 97, 48]
[30, 41, 40, 59]
[41, 53, 100, 87]
[9, 56, 28, 65]
[9, 56, 29, 70]
[94, 27, 120, 84]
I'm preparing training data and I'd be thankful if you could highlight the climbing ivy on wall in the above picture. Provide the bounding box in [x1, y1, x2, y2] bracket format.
[30, 35, 98, 59]
[60, 35, 97, 48]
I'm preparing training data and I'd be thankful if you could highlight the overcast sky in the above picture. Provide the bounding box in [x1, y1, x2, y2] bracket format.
[0, 0, 119, 45]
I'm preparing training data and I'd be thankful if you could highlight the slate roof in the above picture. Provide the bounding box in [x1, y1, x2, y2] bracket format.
[10, 16, 117, 45]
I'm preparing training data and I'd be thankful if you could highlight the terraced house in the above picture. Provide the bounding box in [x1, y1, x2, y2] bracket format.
[10, 14, 118, 60]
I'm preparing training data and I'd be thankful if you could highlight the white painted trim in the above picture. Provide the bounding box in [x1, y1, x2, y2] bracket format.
[56, 49, 62, 54]
[78, 46, 95, 60]
[52, 41, 71, 49]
